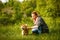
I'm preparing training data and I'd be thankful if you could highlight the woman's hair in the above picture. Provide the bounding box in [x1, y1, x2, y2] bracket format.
[32, 11, 38, 16]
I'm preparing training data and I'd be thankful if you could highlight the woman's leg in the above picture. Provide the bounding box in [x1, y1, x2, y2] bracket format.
[32, 30, 39, 34]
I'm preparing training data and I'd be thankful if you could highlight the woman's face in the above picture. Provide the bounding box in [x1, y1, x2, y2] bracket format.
[31, 14, 37, 20]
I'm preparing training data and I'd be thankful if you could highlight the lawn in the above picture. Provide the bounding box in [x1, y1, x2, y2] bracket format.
[0, 25, 59, 40]
[0, 17, 60, 40]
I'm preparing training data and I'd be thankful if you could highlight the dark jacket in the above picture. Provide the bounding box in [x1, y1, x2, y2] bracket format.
[34, 16, 49, 33]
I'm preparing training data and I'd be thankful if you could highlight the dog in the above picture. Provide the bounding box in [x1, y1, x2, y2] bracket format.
[21, 24, 29, 35]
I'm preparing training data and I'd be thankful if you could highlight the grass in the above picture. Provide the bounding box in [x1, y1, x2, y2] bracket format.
[0, 24, 59, 40]
[0, 17, 60, 40]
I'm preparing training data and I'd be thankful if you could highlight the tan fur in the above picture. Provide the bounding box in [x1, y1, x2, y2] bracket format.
[21, 24, 29, 35]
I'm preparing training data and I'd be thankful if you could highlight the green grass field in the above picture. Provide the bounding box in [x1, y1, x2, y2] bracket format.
[0, 0, 60, 40]
[0, 17, 60, 40]
[0, 25, 59, 40]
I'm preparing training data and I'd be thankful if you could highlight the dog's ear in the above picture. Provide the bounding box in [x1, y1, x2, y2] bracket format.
[25, 24, 27, 26]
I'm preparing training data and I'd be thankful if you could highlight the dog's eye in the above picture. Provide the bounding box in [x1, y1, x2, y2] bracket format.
[22, 28, 24, 30]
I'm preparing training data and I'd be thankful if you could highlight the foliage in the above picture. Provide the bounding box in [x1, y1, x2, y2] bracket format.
[0, 0, 60, 40]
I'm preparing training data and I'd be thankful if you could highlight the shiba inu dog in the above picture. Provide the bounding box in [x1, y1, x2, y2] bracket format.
[21, 24, 28, 35]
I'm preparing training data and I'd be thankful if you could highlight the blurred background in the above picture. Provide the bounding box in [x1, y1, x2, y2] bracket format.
[0, 0, 60, 40]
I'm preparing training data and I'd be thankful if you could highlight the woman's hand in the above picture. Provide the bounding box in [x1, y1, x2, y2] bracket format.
[28, 27, 33, 30]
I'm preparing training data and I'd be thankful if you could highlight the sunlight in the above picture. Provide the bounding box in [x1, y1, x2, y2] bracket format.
[0, 0, 8, 3]
[0, 0, 24, 3]
[18, 0, 24, 2]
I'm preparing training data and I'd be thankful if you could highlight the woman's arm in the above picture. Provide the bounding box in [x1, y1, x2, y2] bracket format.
[28, 27, 33, 30]
[27, 25, 38, 30]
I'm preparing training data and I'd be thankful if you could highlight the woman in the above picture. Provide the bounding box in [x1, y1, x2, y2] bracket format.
[30, 11, 49, 34]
